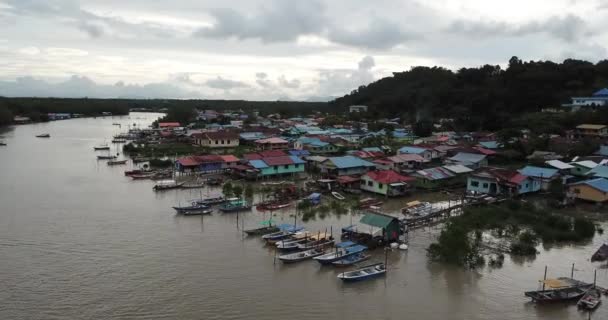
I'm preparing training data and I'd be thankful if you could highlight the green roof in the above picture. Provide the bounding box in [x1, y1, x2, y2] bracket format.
[360, 212, 396, 229]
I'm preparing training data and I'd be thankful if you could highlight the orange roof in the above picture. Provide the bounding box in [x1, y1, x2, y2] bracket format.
[365, 170, 415, 184]
[159, 122, 181, 128]
[219, 155, 239, 163]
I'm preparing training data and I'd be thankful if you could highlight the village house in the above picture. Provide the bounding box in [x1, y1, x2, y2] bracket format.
[570, 160, 598, 176]
[248, 156, 305, 178]
[193, 131, 240, 148]
[467, 167, 540, 196]
[412, 167, 456, 190]
[567, 178, 608, 203]
[398, 146, 438, 161]
[349, 105, 368, 113]
[175, 155, 225, 174]
[562, 88, 608, 111]
[219, 155, 240, 169]
[320, 156, 376, 176]
[518, 166, 560, 190]
[294, 137, 339, 154]
[446, 152, 488, 169]
[254, 137, 289, 150]
[587, 165, 608, 179]
[360, 170, 415, 197]
[570, 124, 608, 139]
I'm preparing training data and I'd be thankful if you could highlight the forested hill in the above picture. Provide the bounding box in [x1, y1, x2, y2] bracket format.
[331, 57, 608, 130]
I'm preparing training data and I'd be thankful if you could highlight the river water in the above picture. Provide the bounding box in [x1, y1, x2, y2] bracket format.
[1, 113, 607, 320]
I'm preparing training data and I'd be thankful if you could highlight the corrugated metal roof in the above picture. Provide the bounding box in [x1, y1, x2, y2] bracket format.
[329, 156, 375, 169]
[449, 152, 486, 164]
[263, 156, 294, 166]
[588, 165, 608, 178]
[365, 170, 414, 183]
[360, 212, 396, 229]
[442, 164, 473, 174]
[415, 167, 455, 180]
[288, 156, 306, 164]
[572, 161, 598, 169]
[398, 146, 427, 154]
[249, 160, 268, 169]
[545, 160, 574, 170]
[576, 124, 606, 130]
[571, 178, 608, 192]
[518, 166, 559, 178]
[478, 141, 500, 149]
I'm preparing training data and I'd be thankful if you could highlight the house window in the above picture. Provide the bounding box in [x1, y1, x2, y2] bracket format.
[367, 180, 373, 186]
[470, 181, 479, 187]
[379, 183, 384, 189]
[274, 166, 278, 170]
[284, 165, 289, 169]
[574, 188, 580, 194]
[525, 183, 529, 188]
[221, 140, 225, 144]
[215, 140, 218, 144]
[482, 183, 488, 188]
[294, 164, 299, 168]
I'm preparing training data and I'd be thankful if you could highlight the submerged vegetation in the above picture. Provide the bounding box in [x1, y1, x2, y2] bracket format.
[427, 201, 598, 268]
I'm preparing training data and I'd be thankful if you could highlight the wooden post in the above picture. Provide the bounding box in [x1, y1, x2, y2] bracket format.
[542, 265, 547, 291]
[593, 269, 597, 288]
[384, 247, 388, 268]
[571, 263, 575, 279]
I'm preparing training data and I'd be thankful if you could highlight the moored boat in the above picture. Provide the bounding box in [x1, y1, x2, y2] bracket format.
[262, 225, 305, 243]
[153, 180, 184, 191]
[194, 194, 225, 206]
[279, 247, 326, 263]
[93, 145, 110, 150]
[332, 253, 371, 267]
[36, 133, 50, 138]
[313, 242, 367, 265]
[524, 278, 592, 303]
[218, 198, 252, 213]
[578, 287, 601, 310]
[173, 202, 212, 215]
[97, 155, 117, 160]
[107, 160, 127, 166]
[337, 263, 386, 281]
[112, 139, 127, 143]
[332, 191, 345, 200]
[131, 173, 155, 180]
[0, 141, 6, 146]
[255, 200, 292, 211]
[357, 198, 383, 209]
[275, 232, 311, 250]
[244, 219, 279, 236]
[181, 181, 205, 189]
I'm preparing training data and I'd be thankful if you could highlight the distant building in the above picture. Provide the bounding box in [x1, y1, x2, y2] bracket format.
[349, 105, 368, 113]
[571, 124, 608, 139]
[568, 178, 608, 203]
[254, 137, 289, 150]
[360, 170, 414, 197]
[192, 131, 240, 148]
[563, 88, 608, 110]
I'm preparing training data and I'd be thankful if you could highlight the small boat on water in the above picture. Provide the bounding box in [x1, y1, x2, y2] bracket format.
[112, 139, 127, 143]
[97, 155, 117, 160]
[357, 198, 383, 209]
[173, 202, 212, 215]
[131, 173, 155, 180]
[279, 248, 326, 263]
[206, 177, 223, 186]
[337, 263, 386, 282]
[93, 144, 110, 151]
[297, 239, 334, 250]
[524, 278, 592, 303]
[244, 219, 279, 236]
[314, 242, 367, 265]
[332, 191, 345, 200]
[0, 141, 6, 146]
[263, 225, 305, 243]
[36, 133, 50, 138]
[332, 253, 371, 267]
[107, 160, 127, 166]
[153, 180, 184, 191]
[218, 198, 252, 213]
[194, 195, 225, 206]
[256, 200, 292, 211]
[275, 232, 311, 250]
[578, 287, 601, 310]
[181, 181, 205, 189]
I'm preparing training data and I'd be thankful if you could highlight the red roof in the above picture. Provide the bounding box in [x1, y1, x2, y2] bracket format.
[194, 155, 223, 163]
[337, 175, 360, 184]
[262, 156, 294, 166]
[205, 131, 239, 140]
[509, 173, 528, 184]
[159, 122, 181, 128]
[364, 170, 415, 184]
[243, 153, 263, 160]
[219, 155, 239, 163]
[472, 146, 497, 156]
[259, 150, 287, 158]
[373, 159, 394, 165]
[177, 157, 200, 167]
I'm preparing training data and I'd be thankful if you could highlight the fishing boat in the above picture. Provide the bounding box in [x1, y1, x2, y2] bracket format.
[107, 160, 127, 166]
[294, 232, 333, 250]
[181, 181, 206, 189]
[337, 263, 386, 282]
[275, 232, 311, 250]
[218, 198, 252, 213]
[131, 173, 155, 180]
[244, 220, 279, 236]
[36, 133, 50, 138]
[206, 177, 223, 186]
[524, 278, 592, 303]
[125, 169, 144, 176]
[331, 252, 371, 267]
[262, 225, 305, 243]
[93, 144, 110, 150]
[194, 195, 225, 206]
[112, 138, 127, 143]
[313, 242, 367, 265]
[0, 141, 6, 146]
[332, 191, 345, 200]
[153, 180, 184, 191]
[578, 288, 602, 310]
[278, 248, 326, 263]
[357, 198, 383, 209]
[97, 155, 117, 160]
[255, 200, 292, 211]
[172, 202, 212, 215]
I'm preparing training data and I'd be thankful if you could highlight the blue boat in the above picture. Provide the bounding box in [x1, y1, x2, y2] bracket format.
[172, 202, 212, 215]
[262, 224, 305, 243]
[331, 252, 371, 267]
[337, 263, 386, 282]
[313, 242, 367, 265]
[218, 198, 252, 213]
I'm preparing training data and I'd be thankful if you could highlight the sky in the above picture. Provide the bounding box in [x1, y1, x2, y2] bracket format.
[0, 0, 607, 101]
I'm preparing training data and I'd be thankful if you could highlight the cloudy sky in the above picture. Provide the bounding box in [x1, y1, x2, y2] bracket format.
[0, 0, 606, 100]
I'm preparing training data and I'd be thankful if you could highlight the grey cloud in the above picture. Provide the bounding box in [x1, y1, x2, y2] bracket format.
[78, 21, 105, 38]
[255, 72, 272, 88]
[448, 14, 589, 42]
[277, 75, 300, 89]
[313, 55, 376, 97]
[327, 18, 417, 49]
[205, 76, 248, 90]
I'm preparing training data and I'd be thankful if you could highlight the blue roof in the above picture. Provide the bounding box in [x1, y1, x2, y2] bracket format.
[572, 178, 608, 192]
[288, 156, 306, 164]
[593, 88, 608, 97]
[398, 146, 427, 154]
[598, 145, 608, 156]
[449, 152, 486, 164]
[329, 156, 375, 169]
[479, 141, 500, 149]
[518, 166, 559, 178]
[249, 160, 268, 169]
[588, 165, 608, 178]
[288, 149, 310, 156]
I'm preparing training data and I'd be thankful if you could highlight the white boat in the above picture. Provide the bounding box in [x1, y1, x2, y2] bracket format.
[275, 232, 310, 250]
[332, 191, 345, 200]
[153, 180, 184, 191]
[278, 248, 326, 263]
[337, 263, 386, 281]
[313, 242, 367, 265]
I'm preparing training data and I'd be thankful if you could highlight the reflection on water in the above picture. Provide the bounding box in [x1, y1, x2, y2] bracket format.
[0, 113, 607, 320]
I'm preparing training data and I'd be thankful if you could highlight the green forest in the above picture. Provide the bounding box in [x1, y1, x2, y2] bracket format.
[332, 57, 608, 130]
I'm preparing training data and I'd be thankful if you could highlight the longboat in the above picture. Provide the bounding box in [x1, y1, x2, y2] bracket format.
[194, 195, 225, 206]
[153, 180, 184, 191]
[97, 155, 117, 160]
[262, 225, 305, 243]
[255, 200, 292, 211]
[107, 160, 128, 166]
[337, 263, 386, 282]
[524, 278, 592, 303]
[313, 241, 367, 265]
[275, 233, 310, 250]
[332, 253, 371, 267]
[36, 133, 50, 138]
[94, 145, 110, 151]
[172, 203, 212, 215]
[218, 198, 252, 213]
[244, 219, 279, 236]
[278, 248, 326, 263]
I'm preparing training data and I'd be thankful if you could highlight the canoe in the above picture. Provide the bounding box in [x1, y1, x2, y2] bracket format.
[262, 225, 305, 243]
[97, 155, 117, 160]
[112, 139, 127, 143]
[194, 195, 225, 206]
[313, 242, 367, 265]
[244, 225, 280, 236]
[181, 182, 206, 189]
[332, 253, 371, 267]
[173, 204, 212, 215]
[93, 146, 110, 150]
[332, 192, 345, 200]
[256, 201, 292, 211]
[279, 248, 326, 263]
[578, 288, 602, 310]
[36, 133, 50, 138]
[337, 263, 386, 281]
[107, 160, 127, 166]
[131, 173, 155, 180]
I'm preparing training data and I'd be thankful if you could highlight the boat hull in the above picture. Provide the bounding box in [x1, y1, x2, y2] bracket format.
[337, 263, 386, 282]
[244, 226, 280, 236]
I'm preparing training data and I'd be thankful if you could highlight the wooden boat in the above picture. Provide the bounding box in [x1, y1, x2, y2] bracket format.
[125, 169, 143, 176]
[256, 200, 292, 211]
[131, 173, 155, 180]
[591, 243, 608, 262]
[262, 225, 305, 243]
[0, 142, 6, 146]
[332, 191, 345, 200]
[279, 248, 326, 263]
[578, 287, 601, 310]
[93, 145, 110, 150]
[181, 181, 205, 189]
[173, 203, 212, 215]
[194, 195, 225, 206]
[112, 139, 127, 143]
[107, 160, 127, 166]
[357, 198, 383, 209]
[275, 233, 311, 250]
[97, 155, 117, 160]
[297, 239, 334, 250]
[206, 177, 223, 186]
[244, 219, 279, 236]
[153, 180, 184, 191]
[524, 277, 592, 303]
[36, 133, 50, 138]
[218, 198, 252, 213]
[332, 253, 371, 267]
[337, 263, 386, 282]
[314, 242, 367, 265]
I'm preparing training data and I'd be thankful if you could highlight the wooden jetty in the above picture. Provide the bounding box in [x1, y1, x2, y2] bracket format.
[404, 197, 504, 230]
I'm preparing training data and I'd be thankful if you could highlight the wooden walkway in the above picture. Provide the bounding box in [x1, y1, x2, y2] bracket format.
[404, 197, 505, 230]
